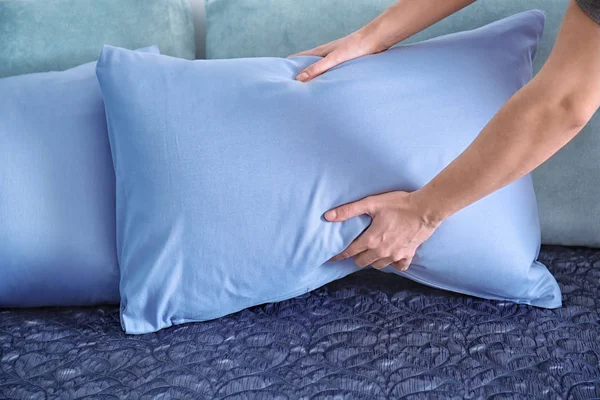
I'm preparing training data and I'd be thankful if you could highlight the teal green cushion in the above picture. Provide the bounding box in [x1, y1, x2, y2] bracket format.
[206, 0, 600, 248]
[206, 0, 396, 59]
[0, 0, 195, 78]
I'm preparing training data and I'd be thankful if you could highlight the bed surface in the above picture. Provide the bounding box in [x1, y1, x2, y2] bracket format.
[1, 245, 599, 399]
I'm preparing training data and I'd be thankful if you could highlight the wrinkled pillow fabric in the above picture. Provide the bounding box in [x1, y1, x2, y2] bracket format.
[0, 46, 159, 307]
[97, 11, 561, 335]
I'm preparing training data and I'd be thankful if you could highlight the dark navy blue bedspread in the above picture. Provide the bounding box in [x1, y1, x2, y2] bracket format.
[1, 246, 599, 399]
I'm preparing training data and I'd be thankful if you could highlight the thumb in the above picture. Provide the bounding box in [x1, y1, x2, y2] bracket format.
[325, 198, 371, 222]
[296, 53, 343, 82]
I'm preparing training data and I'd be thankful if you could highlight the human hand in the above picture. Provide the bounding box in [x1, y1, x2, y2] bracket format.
[326, 191, 442, 271]
[289, 31, 386, 82]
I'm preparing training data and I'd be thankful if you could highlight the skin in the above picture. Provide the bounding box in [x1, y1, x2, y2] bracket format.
[291, 0, 600, 271]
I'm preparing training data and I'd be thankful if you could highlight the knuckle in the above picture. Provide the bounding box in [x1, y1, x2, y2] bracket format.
[374, 247, 388, 258]
[316, 59, 332, 72]
[346, 242, 359, 254]
[366, 235, 380, 248]
[360, 254, 377, 268]
[393, 259, 410, 271]
[305, 66, 317, 77]
[327, 51, 343, 64]
[360, 197, 373, 213]
[337, 205, 349, 219]
[382, 244, 394, 256]
[314, 45, 327, 54]
[369, 254, 381, 265]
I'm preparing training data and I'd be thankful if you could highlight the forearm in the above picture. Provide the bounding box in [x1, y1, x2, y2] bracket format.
[358, 0, 476, 51]
[414, 82, 588, 222]
[413, 0, 600, 224]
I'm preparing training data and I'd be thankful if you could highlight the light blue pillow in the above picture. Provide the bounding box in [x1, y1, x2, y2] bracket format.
[97, 11, 561, 335]
[0, 46, 159, 307]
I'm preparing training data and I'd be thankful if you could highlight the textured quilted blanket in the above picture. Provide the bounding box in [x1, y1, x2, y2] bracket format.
[1, 246, 599, 399]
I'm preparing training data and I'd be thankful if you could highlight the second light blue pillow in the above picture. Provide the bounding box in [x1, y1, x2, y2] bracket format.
[97, 11, 561, 334]
[0, 46, 159, 307]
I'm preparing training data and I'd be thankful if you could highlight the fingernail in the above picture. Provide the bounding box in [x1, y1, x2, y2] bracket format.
[297, 72, 309, 82]
[325, 210, 336, 221]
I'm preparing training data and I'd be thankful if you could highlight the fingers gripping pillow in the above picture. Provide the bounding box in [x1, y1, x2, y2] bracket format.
[96, 11, 561, 334]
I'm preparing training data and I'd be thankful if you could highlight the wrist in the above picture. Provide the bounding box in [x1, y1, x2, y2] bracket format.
[355, 25, 389, 54]
[408, 189, 448, 227]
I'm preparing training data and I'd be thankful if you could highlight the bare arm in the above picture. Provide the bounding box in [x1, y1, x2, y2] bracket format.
[415, 0, 600, 223]
[327, 0, 600, 271]
[293, 0, 475, 81]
